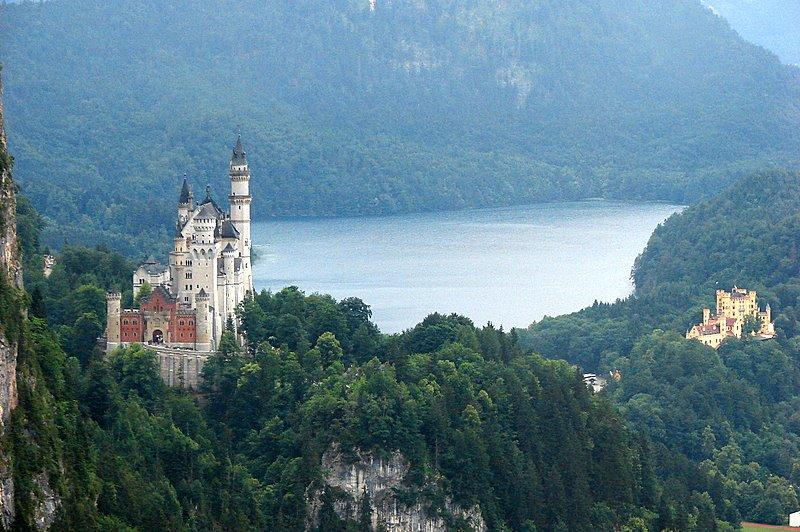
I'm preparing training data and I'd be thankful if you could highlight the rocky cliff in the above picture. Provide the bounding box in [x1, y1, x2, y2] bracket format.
[0, 71, 21, 529]
[307, 444, 486, 532]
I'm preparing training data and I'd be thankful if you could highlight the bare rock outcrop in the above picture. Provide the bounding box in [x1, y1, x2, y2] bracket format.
[0, 69, 21, 530]
[307, 444, 486, 532]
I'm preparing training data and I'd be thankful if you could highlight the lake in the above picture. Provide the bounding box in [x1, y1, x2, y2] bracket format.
[252, 201, 682, 333]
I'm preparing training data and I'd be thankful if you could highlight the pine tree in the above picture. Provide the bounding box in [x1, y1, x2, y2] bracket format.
[359, 488, 373, 532]
[317, 487, 346, 532]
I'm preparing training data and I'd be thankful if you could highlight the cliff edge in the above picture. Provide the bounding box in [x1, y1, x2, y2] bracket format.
[0, 69, 21, 528]
[307, 444, 486, 531]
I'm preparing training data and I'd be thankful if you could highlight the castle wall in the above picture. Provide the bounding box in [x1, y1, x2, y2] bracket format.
[119, 311, 144, 344]
[716, 288, 758, 322]
[172, 313, 196, 344]
[133, 264, 170, 297]
[157, 348, 209, 390]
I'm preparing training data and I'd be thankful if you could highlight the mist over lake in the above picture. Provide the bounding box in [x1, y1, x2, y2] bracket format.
[252, 201, 682, 333]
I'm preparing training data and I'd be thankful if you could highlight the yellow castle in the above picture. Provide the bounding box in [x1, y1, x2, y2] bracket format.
[686, 287, 775, 348]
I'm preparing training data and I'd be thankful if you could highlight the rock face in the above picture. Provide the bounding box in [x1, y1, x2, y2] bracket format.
[307, 444, 486, 532]
[0, 71, 21, 530]
[0, 72, 63, 532]
[33, 473, 58, 530]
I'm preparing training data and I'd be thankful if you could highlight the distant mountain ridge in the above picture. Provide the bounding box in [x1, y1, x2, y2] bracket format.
[1, 0, 799, 253]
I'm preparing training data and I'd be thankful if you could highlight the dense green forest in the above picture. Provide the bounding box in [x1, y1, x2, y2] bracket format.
[1, 0, 799, 253]
[5, 132, 763, 531]
[6, 111, 800, 528]
[519, 169, 800, 526]
[6, 207, 667, 529]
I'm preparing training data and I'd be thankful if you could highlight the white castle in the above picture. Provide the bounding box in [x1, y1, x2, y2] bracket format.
[106, 136, 253, 385]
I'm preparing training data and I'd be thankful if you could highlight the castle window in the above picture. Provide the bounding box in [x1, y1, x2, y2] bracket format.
[186, 272, 192, 279]
[123, 320, 128, 325]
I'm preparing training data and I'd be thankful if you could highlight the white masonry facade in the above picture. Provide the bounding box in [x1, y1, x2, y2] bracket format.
[106, 136, 253, 385]
[168, 134, 254, 349]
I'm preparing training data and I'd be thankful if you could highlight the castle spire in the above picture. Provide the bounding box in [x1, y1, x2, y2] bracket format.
[231, 134, 247, 165]
[179, 174, 192, 205]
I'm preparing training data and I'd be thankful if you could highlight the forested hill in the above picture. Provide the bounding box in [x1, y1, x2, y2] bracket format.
[519, 169, 800, 526]
[6, 198, 663, 527]
[633, 169, 800, 300]
[2, 0, 800, 253]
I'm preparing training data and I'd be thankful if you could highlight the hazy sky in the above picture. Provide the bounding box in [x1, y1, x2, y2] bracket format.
[704, 0, 800, 64]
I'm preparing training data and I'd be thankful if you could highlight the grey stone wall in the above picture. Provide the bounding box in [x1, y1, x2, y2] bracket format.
[154, 347, 211, 390]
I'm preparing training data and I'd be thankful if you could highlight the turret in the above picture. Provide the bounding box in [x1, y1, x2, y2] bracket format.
[222, 242, 236, 277]
[106, 292, 122, 350]
[220, 243, 237, 325]
[178, 176, 193, 223]
[195, 288, 212, 351]
[193, 186, 219, 245]
[229, 134, 252, 293]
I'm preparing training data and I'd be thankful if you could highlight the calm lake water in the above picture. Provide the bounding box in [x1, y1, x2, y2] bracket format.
[252, 201, 682, 333]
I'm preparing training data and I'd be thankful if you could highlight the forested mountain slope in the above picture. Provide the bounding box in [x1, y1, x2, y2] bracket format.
[0, 74, 660, 526]
[5, 220, 663, 529]
[519, 169, 800, 526]
[633, 170, 800, 303]
[1, 0, 799, 253]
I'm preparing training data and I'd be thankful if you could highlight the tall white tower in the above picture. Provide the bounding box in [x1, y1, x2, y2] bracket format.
[229, 135, 253, 293]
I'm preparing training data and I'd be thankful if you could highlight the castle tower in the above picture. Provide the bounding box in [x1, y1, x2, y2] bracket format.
[220, 243, 237, 326]
[195, 288, 212, 351]
[106, 292, 121, 350]
[170, 226, 188, 307]
[229, 135, 253, 293]
[178, 176, 193, 224]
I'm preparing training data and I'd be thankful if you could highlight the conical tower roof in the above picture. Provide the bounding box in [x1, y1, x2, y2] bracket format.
[231, 135, 247, 165]
[197, 185, 223, 218]
[179, 176, 192, 204]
